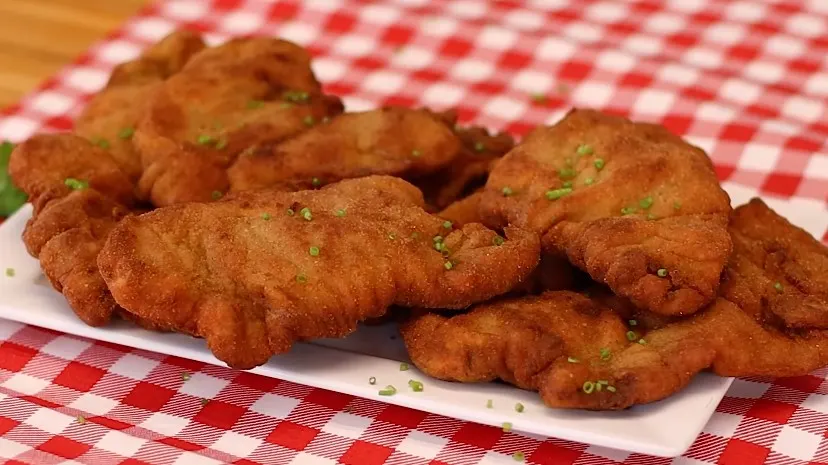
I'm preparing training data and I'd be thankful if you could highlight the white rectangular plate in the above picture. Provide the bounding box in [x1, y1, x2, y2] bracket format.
[1, 182, 825, 458]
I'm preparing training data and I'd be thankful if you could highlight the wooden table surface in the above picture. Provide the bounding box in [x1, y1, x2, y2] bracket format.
[0, 0, 148, 108]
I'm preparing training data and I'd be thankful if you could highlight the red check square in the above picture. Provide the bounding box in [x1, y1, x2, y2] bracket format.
[53, 361, 106, 392]
[0, 342, 37, 372]
[720, 439, 769, 465]
[451, 423, 503, 449]
[122, 382, 175, 411]
[194, 401, 247, 430]
[37, 436, 91, 459]
[266, 421, 318, 450]
[746, 399, 798, 424]
[340, 440, 393, 465]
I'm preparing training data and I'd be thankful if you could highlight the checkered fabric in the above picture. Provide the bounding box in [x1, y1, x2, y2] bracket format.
[0, 0, 826, 464]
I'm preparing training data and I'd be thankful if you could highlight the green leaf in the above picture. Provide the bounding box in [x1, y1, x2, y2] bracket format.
[0, 141, 26, 217]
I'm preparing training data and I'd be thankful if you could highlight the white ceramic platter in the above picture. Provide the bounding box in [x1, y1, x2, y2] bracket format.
[1, 182, 825, 457]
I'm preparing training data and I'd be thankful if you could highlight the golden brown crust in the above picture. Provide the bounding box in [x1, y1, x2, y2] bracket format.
[414, 122, 514, 211]
[438, 192, 485, 227]
[98, 176, 540, 368]
[227, 107, 462, 193]
[134, 37, 344, 206]
[401, 291, 713, 410]
[75, 30, 206, 181]
[480, 109, 732, 316]
[8, 134, 138, 326]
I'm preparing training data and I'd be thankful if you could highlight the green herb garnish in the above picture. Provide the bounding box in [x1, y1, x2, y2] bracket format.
[378, 385, 397, 396]
[296, 274, 307, 283]
[118, 127, 135, 139]
[0, 142, 26, 216]
[513, 452, 525, 462]
[502, 422, 512, 432]
[64, 178, 89, 190]
[600, 347, 611, 361]
[492, 236, 505, 246]
[300, 207, 312, 221]
[335, 209, 346, 217]
[261, 213, 271, 220]
[582, 381, 595, 394]
[5, 268, 14, 277]
[474, 141, 485, 152]
[408, 379, 423, 392]
[626, 331, 638, 341]
[515, 402, 524, 413]
[502, 186, 513, 197]
[303, 115, 315, 126]
[211, 191, 223, 200]
[309, 246, 320, 257]
[774, 282, 783, 292]
[283, 90, 310, 103]
[400, 362, 409, 371]
[545, 188, 572, 200]
[576, 144, 593, 156]
[567, 356, 579, 363]
[639, 196, 654, 209]
[594, 158, 605, 170]
[657, 268, 668, 277]
[197, 134, 215, 145]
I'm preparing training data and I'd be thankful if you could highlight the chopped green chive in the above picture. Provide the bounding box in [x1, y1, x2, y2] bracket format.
[300, 207, 312, 221]
[584, 177, 594, 186]
[411, 149, 422, 157]
[567, 356, 579, 363]
[657, 268, 668, 278]
[596, 383, 603, 392]
[261, 213, 271, 220]
[606, 385, 617, 393]
[76, 415, 86, 424]
[502, 422, 512, 432]
[211, 191, 223, 200]
[600, 347, 611, 361]
[335, 209, 346, 217]
[283, 90, 310, 103]
[486, 399, 493, 408]
[492, 236, 505, 246]
[558, 167, 577, 179]
[286, 208, 295, 216]
[118, 127, 135, 139]
[388, 232, 397, 240]
[442, 220, 453, 229]
[545, 187, 572, 200]
[201, 398, 209, 406]
[673, 201, 682, 210]
[576, 144, 594, 156]
[5, 268, 14, 277]
[434, 242, 444, 252]
[513, 452, 525, 462]
[197, 134, 215, 145]
[95, 138, 110, 149]
[531, 93, 547, 104]
[621, 206, 636, 215]
[597, 380, 609, 385]
[309, 246, 320, 257]
[647, 213, 657, 220]
[639, 196, 654, 209]
[629, 319, 638, 326]
[582, 381, 595, 394]
[378, 385, 397, 396]
[638, 339, 647, 345]
[502, 186, 514, 197]
[247, 99, 265, 109]
[400, 362, 409, 371]
[408, 379, 423, 392]
[774, 282, 783, 292]
[562, 181, 573, 188]
[594, 158, 605, 170]
[296, 274, 307, 283]
[474, 141, 485, 152]
[64, 178, 89, 190]
[444, 261, 453, 270]
[181, 372, 191, 381]
[303, 115, 315, 127]
[312, 177, 321, 187]
[626, 331, 638, 341]
[515, 402, 524, 413]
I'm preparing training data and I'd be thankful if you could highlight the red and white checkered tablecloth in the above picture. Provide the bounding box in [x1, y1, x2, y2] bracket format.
[1, 0, 827, 464]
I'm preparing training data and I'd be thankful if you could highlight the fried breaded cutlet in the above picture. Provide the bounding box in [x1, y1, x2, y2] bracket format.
[134, 37, 344, 206]
[228, 107, 463, 193]
[413, 114, 515, 211]
[643, 199, 828, 377]
[98, 176, 540, 368]
[401, 291, 713, 410]
[480, 109, 733, 316]
[74, 30, 206, 181]
[8, 134, 138, 326]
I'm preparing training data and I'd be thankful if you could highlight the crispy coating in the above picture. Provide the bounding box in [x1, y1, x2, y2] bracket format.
[642, 199, 828, 377]
[414, 120, 514, 211]
[401, 291, 713, 410]
[227, 107, 462, 193]
[75, 30, 206, 180]
[8, 134, 137, 326]
[98, 176, 540, 368]
[439, 191, 484, 227]
[480, 109, 732, 316]
[134, 37, 344, 206]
